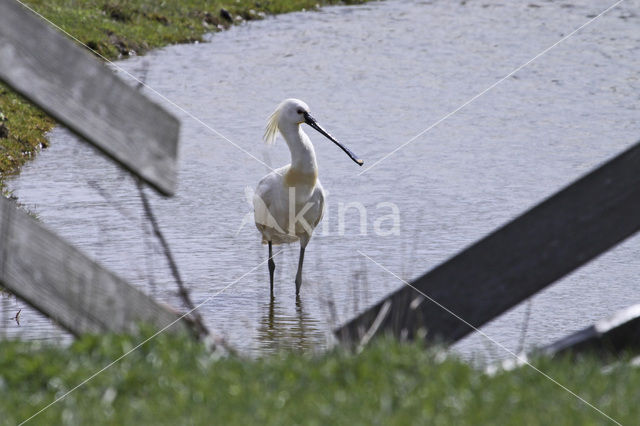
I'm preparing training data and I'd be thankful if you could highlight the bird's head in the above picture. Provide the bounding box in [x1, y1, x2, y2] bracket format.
[263, 98, 363, 166]
[263, 98, 309, 144]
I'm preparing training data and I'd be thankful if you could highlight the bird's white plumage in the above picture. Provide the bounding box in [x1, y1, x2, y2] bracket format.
[254, 165, 324, 245]
[263, 100, 283, 145]
[254, 99, 325, 247]
[254, 98, 363, 294]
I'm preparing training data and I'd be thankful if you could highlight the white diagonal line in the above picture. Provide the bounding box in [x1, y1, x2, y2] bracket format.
[19, 250, 283, 425]
[359, 0, 625, 175]
[12, 0, 277, 174]
[357, 250, 621, 425]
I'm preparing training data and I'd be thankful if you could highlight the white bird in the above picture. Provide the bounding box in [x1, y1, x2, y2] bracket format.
[253, 99, 363, 295]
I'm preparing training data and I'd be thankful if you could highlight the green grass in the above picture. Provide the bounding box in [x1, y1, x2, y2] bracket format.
[0, 83, 54, 195]
[0, 332, 637, 425]
[0, 0, 370, 193]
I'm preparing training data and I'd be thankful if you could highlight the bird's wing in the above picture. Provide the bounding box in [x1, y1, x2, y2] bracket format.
[310, 182, 326, 228]
[253, 179, 286, 234]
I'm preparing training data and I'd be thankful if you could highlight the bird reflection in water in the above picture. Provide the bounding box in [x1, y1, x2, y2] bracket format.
[256, 294, 326, 353]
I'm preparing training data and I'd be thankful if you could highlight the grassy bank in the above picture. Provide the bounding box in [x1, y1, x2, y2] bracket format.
[0, 0, 369, 194]
[0, 332, 637, 424]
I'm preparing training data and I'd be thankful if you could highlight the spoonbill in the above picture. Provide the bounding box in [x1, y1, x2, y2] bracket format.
[253, 99, 363, 295]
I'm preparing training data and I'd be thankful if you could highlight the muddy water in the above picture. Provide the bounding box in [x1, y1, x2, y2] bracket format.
[6, 0, 640, 360]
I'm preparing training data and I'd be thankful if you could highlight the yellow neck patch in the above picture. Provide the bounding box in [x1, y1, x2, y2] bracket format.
[284, 168, 318, 187]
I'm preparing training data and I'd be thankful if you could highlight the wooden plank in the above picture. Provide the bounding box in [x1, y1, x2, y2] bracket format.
[0, 196, 191, 336]
[541, 304, 640, 359]
[336, 140, 640, 346]
[0, 1, 179, 196]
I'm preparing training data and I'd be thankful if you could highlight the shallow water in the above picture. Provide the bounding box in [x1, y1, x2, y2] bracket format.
[6, 0, 640, 360]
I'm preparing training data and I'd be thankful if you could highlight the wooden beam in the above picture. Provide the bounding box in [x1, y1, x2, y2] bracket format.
[336, 140, 640, 346]
[541, 304, 640, 359]
[0, 196, 191, 336]
[0, 1, 179, 196]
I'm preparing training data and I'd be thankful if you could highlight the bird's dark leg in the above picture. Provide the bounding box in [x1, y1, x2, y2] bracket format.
[295, 245, 305, 295]
[268, 241, 275, 295]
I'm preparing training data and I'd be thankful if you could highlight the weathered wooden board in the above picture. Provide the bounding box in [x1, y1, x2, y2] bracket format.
[336, 140, 640, 346]
[0, 196, 191, 336]
[0, 0, 179, 196]
[541, 304, 640, 358]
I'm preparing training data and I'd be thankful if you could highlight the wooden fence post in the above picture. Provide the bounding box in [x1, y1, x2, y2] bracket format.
[0, 196, 191, 336]
[0, 0, 179, 196]
[0, 1, 194, 337]
[336, 140, 640, 347]
[541, 304, 640, 359]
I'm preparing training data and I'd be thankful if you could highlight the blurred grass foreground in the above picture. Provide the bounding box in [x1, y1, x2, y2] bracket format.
[1, 332, 639, 425]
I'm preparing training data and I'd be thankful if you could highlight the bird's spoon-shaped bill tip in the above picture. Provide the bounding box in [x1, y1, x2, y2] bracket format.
[304, 113, 364, 166]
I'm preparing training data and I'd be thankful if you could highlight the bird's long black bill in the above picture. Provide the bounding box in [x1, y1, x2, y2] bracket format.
[304, 113, 363, 166]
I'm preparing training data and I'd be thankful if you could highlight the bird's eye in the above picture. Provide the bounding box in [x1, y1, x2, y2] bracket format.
[297, 109, 304, 114]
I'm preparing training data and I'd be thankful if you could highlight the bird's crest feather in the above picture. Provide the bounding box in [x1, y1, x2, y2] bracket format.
[263, 102, 282, 145]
